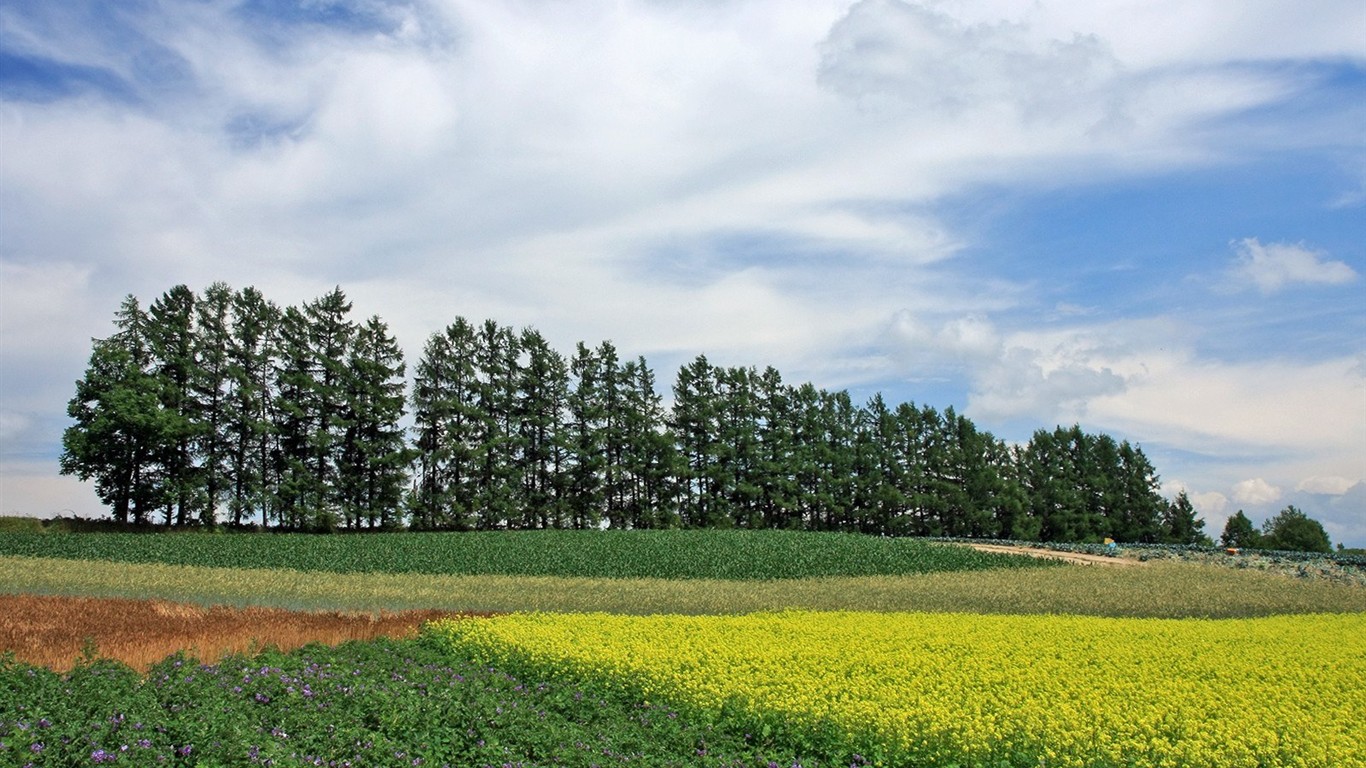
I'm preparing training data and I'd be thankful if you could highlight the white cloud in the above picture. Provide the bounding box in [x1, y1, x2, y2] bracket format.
[885, 311, 1002, 371]
[817, 0, 1122, 125]
[1190, 491, 1229, 518]
[1232, 478, 1282, 505]
[1296, 475, 1359, 496]
[1229, 238, 1358, 294]
[2, 0, 1364, 543]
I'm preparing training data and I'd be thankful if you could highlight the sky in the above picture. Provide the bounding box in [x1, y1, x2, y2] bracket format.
[1, 0, 1363, 545]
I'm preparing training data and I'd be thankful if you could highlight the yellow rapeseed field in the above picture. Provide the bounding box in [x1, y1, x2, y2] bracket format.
[430, 610, 1366, 768]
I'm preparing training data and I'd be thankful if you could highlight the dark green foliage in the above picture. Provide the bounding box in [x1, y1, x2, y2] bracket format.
[0, 529, 1056, 580]
[225, 286, 282, 528]
[64, 283, 1179, 544]
[1017, 425, 1165, 544]
[62, 285, 408, 533]
[1160, 490, 1210, 545]
[60, 296, 167, 525]
[338, 316, 411, 530]
[0, 640, 836, 768]
[1220, 511, 1262, 549]
[1261, 505, 1333, 553]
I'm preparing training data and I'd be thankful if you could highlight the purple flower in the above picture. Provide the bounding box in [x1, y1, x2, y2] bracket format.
[91, 748, 116, 763]
[178, 745, 193, 756]
[29, 743, 44, 753]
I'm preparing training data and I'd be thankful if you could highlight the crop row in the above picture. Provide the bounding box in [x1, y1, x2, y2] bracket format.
[0, 529, 1053, 580]
[430, 610, 1366, 768]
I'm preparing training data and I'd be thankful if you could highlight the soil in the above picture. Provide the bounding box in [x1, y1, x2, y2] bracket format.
[0, 593, 483, 672]
[963, 542, 1145, 567]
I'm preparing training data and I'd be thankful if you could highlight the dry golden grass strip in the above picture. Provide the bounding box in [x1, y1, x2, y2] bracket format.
[0, 593, 476, 672]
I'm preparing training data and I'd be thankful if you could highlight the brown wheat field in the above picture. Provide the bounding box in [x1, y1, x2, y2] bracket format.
[0, 593, 480, 672]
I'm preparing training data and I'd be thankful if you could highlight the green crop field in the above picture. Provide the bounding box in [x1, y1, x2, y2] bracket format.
[0, 528, 1052, 580]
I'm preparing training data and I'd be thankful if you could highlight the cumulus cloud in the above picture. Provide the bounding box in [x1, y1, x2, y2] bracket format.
[1190, 491, 1230, 518]
[1232, 478, 1282, 505]
[1228, 238, 1357, 293]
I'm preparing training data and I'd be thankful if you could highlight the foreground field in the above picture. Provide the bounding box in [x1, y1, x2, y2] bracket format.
[432, 610, 1366, 768]
[2, 637, 803, 768]
[4, 528, 1364, 767]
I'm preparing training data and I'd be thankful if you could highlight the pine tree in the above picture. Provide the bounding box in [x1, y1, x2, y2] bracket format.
[852, 394, 906, 535]
[621, 357, 677, 528]
[715, 366, 761, 528]
[471, 320, 521, 529]
[1115, 441, 1164, 542]
[516, 328, 571, 528]
[338, 315, 409, 529]
[1220, 510, 1261, 549]
[1160, 490, 1208, 545]
[754, 367, 798, 530]
[670, 356, 720, 527]
[272, 305, 318, 529]
[225, 287, 280, 527]
[146, 285, 201, 526]
[407, 318, 481, 530]
[192, 282, 234, 527]
[60, 296, 165, 524]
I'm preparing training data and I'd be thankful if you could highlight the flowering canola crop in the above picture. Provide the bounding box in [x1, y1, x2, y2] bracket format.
[430, 611, 1366, 768]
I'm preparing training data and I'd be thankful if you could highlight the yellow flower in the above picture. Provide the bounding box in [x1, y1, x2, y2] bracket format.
[429, 611, 1366, 768]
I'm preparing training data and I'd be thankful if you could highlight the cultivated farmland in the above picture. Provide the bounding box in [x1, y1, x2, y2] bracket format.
[2, 529, 1363, 767]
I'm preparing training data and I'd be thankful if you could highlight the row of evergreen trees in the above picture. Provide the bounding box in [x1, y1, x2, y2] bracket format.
[61, 284, 1206, 542]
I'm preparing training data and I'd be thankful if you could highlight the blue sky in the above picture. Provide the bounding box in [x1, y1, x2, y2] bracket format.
[2, 0, 1363, 544]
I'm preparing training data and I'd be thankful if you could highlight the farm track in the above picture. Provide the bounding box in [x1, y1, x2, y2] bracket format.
[0, 593, 482, 672]
[964, 543, 1145, 566]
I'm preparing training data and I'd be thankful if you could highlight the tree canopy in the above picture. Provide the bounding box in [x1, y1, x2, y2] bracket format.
[62, 283, 1207, 542]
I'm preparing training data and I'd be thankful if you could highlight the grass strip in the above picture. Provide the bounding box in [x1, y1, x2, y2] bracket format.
[4, 555, 1363, 618]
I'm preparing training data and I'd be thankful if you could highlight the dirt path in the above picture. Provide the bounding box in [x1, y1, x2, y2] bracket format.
[964, 542, 1146, 567]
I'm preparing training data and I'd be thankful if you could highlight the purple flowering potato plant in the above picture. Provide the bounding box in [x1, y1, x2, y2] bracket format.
[0, 641, 839, 767]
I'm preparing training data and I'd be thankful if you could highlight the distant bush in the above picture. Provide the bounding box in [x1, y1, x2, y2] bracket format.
[0, 516, 45, 533]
